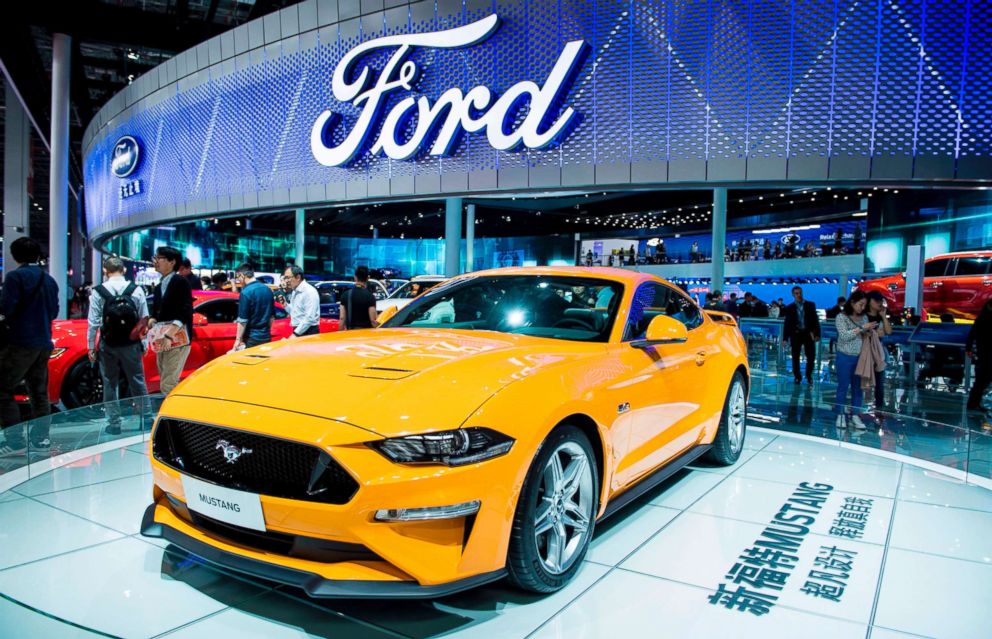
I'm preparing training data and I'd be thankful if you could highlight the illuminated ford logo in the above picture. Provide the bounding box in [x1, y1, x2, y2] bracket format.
[111, 136, 141, 178]
[311, 14, 587, 167]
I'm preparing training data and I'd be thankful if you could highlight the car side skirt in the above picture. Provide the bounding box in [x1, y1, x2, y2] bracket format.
[600, 444, 712, 521]
[141, 504, 507, 598]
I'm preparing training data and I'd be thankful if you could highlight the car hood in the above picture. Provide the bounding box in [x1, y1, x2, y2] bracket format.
[172, 328, 598, 437]
[51, 320, 88, 348]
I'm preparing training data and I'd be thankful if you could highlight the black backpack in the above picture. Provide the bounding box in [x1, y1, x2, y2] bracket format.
[96, 283, 140, 347]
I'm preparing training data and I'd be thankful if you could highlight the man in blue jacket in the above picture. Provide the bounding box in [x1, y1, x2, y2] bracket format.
[0, 237, 60, 456]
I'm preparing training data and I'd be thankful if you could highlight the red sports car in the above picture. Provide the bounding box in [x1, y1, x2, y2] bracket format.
[49, 291, 339, 408]
[858, 251, 992, 321]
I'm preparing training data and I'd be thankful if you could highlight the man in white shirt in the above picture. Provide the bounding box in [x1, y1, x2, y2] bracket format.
[87, 257, 149, 434]
[282, 265, 320, 337]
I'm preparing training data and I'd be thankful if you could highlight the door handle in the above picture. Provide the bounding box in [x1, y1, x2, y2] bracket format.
[983, 280, 992, 286]
[932, 281, 943, 287]
[696, 351, 707, 366]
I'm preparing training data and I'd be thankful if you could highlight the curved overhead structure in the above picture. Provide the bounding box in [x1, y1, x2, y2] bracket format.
[82, 0, 992, 241]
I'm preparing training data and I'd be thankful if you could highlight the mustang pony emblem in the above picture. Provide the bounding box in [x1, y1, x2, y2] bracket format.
[216, 440, 253, 464]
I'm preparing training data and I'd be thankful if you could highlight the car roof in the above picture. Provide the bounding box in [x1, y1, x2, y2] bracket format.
[455, 266, 657, 287]
[410, 275, 447, 281]
[193, 290, 239, 300]
[930, 251, 992, 260]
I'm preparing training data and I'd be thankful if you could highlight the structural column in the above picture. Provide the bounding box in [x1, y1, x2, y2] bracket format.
[294, 208, 305, 268]
[838, 275, 849, 301]
[3, 79, 30, 279]
[465, 203, 475, 273]
[444, 197, 463, 277]
[91, 247, 103, 285]
[49, 33, 71, 318]
[710, 187, 727, 294]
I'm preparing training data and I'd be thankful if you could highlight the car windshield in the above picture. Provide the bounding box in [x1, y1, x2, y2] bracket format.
[391, 280, 443, 299]
[383, 275, 624, 342]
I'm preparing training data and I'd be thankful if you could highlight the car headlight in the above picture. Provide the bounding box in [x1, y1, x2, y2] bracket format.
[50, 348, 67, 359]
[368, 427, 514, 466]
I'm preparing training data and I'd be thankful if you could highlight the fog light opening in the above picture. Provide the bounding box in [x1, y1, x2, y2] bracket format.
[374, 500, 481, 522]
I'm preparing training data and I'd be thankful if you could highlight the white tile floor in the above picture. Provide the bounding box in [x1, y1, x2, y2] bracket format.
[0, 428, 988, 639]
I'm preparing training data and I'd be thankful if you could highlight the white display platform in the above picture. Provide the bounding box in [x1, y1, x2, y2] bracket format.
[0, 428, 988, 639]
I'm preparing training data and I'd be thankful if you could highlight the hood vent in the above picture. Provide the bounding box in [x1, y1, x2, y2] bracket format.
[348, 366, 417, 380]
[232, 355, 270, 366]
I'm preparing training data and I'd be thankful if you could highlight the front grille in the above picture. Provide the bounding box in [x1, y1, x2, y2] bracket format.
[153, 418, 358, 504]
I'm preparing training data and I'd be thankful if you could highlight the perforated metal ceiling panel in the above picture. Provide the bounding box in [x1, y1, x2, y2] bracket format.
[83, 0, 992, 240]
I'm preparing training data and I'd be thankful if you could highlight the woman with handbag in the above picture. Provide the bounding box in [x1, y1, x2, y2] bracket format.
[863, 291, 892, 410]
[835, 290, 876, 429]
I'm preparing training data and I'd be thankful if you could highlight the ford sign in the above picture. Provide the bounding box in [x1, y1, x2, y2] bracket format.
[311, 14, 587, 167]
[111, 136, 141, 178]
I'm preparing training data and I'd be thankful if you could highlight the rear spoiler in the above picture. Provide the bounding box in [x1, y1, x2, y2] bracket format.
[705, 310, 738, 326]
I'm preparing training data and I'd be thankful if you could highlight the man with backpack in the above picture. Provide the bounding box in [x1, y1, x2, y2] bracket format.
[0, 237, 60, 456]
[87, 256, 149, 435]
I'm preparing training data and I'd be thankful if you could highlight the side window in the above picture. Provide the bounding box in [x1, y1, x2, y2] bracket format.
[624, 283, 702, 341]
[666, 289, 703, 330]
[924, 259, 951, 278]
[196, 300, 239, 324]
[952, 257, 990, 276]
[317, 287, 336, 304]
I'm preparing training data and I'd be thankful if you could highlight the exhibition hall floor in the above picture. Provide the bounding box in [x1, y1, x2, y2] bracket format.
[1, 424, 989, 639]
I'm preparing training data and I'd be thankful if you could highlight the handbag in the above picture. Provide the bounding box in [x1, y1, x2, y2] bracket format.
[129, 316, 151, 342]
[147, 322, 190, 353]
[0, 273, 47, 349]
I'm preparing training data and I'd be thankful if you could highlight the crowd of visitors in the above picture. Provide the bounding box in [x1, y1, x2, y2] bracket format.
[0, 233, 987, 456]
[0, 238, 381, 454]
[580, 225, 864, 266]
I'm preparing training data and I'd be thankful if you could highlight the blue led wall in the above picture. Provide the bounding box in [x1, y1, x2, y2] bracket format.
[83, 0, 992, 242]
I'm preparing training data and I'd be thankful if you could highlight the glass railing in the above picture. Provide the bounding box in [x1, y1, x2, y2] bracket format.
[1, 371, 989, 490]
[746, 348, 992, 483]
[0, 395, 164, 485]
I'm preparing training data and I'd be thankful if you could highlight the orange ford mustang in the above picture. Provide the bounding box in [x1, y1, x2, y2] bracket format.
[141, 267, 749, 597]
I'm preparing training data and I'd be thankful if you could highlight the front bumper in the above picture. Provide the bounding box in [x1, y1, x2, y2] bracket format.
[141, 502, 506, 598]
[144, 395, 526, 594]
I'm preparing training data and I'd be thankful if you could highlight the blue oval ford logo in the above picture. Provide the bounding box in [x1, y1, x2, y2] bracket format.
[111, 136, 141, 178]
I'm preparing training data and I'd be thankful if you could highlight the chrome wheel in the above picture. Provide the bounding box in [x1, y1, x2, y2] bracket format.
[728, 379, 746, 454]
[533, 441, 594, 575]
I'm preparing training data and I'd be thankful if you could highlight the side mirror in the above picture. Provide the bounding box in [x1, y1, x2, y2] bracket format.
[376, 305, 398, 326]
[631, 315, 688, 349]
[192, 312, 209, 327]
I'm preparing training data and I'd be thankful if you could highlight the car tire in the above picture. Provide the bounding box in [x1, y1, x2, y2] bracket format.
[507, 425, 599, 594]
[61, 359, 104, 409]
[705, 371, 748, 466]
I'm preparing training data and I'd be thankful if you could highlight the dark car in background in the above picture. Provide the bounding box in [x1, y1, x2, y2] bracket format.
[315, 280, 389, 319]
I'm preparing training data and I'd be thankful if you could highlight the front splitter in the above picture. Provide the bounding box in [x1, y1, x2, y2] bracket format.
[140, 503, 507, 599]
